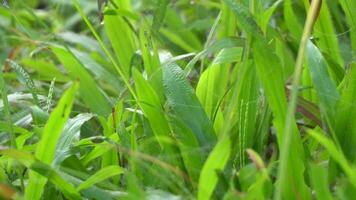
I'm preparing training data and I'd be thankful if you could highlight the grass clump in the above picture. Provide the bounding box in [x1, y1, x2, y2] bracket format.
[0, 0, 356, 199]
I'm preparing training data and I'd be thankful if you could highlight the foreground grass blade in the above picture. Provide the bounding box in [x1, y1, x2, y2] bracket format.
[25, 83, 79, 200]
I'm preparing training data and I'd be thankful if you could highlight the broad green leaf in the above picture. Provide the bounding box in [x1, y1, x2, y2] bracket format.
[306, 41, 340, 130]
[163, 62, 216, 147]
[196, 64, 229, 122]
[25, 83, 78, 200]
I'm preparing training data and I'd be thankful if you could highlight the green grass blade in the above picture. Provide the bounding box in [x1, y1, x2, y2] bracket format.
[77, 165, 124, 192]
[25, 83, 79, 200]
[52, 46, 111, 116]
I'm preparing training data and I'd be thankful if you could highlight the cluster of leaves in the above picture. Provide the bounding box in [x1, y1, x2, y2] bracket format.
[0, 0, 355, 199]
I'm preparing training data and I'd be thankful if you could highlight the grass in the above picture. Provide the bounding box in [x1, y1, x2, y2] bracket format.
[0, 0, 356, 199]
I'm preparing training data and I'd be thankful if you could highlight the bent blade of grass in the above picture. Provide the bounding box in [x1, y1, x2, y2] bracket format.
[77, 165, 124, 192]
[25, 83, 78, 200]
